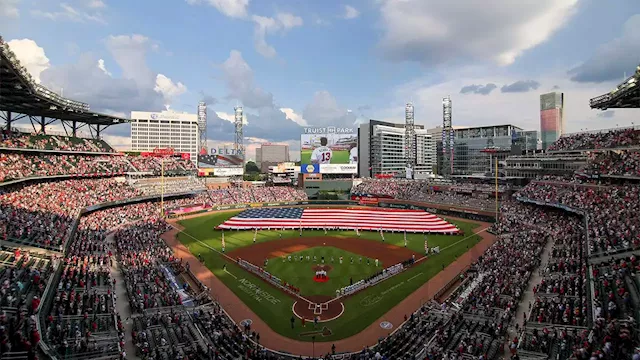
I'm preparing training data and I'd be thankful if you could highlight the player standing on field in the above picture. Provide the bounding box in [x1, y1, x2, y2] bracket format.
[311, 137, 332, 164]
[349, 143, 358, 164]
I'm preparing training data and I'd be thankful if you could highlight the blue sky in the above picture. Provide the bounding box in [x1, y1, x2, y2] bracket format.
[2, 0, 640, 159]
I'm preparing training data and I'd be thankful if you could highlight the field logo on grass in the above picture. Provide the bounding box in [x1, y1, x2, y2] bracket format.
[238, 278, 281, 305]
[380, 321, 393, 330]
[360, 294, 383, 307]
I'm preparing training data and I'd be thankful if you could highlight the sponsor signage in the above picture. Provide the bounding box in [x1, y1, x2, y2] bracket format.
[301, 164, 320, 174]
[303, 126, 355, 135]
[319, 164, 357, 174]
[210, 147, 244, 157]
[359, 197, 379, 206]
[212, 167, 244, 177]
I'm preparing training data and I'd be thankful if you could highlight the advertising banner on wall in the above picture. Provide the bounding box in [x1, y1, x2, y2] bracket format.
[300, 126, 358, 174]
[212, 167, 244, 177]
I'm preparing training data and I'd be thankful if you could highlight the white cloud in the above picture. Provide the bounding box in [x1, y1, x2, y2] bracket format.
[97, 59, 111, 76]
[215, 111, 247, 124]
[220, 50, 274, 108]
[186, 0, 249, 19]
[29, 34, 184, 117]
[0, 0, 20, 18]
[343, 5, 359, 20]
[106, 34, 155, 88]
[280, 107, 307, 126]
[154, 74, 187, 104]
[7, 38, 51, 83]
[251, 12, 303, 58]
[102, 134, 131, 150]
[378, 0, 578, 66]
[86, 0, 106, 8]
[32, 3, 107, 24]
[302, 90, 356, 127]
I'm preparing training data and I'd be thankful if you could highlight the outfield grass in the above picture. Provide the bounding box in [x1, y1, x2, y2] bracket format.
[266, 246, 382, 297]
[177, 210, 483, 342]
[300, 149, 350, 164]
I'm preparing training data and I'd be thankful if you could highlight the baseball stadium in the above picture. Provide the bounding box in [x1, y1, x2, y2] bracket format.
[2, 8, 640, 360]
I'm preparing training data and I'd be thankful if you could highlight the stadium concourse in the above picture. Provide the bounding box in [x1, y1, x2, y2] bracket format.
[0, 127, 640, 360]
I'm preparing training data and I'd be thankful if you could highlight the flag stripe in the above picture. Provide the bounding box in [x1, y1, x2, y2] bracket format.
[217, 208, 460, 234]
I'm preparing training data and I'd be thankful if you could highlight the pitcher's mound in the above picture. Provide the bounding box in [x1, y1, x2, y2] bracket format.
[311, 264, 333, 272]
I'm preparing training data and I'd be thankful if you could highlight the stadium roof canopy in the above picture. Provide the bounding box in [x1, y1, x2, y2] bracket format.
[0, 36, 129, 137]
[590, 64, 640, 110]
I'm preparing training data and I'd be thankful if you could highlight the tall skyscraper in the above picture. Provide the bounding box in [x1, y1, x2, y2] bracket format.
[540, 92, 564, 150]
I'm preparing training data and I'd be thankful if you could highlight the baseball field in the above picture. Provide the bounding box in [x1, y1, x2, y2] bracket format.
[174, 209, 486, 343]
[300, 149, 350, 164]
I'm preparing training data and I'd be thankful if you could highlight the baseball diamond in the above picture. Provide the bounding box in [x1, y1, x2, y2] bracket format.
[170, 208, 488, 351]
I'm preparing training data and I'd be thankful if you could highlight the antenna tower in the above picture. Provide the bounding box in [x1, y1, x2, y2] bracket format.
[405, 102, 416, 179]
[442, 96, 453, 176]
[234, 106, 244, 159]
[197, 102, 207, 152]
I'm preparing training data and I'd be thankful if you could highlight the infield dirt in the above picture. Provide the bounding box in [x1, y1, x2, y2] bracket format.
[227, 236, 421, 266]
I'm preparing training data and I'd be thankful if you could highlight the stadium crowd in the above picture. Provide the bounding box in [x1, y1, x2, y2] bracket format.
[0, 152, 196, 183]
[0, 247, 53, 359]
[517, 181, 640, 256]
[547, 128, 640, 151]
[584, 150, 640, 177]
[352, 179, 507, 211]
[1, 130, 115, 153]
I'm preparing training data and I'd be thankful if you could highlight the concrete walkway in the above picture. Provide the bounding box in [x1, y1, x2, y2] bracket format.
[504, 234, 555, 356]
[106, 232, 139, 359]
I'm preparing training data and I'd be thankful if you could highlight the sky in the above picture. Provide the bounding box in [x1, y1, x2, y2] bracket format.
[1, 0, 640, 160]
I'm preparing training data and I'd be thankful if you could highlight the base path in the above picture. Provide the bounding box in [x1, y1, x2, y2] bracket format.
[162, 217, 496, 357]
[227, 236, 420, 268]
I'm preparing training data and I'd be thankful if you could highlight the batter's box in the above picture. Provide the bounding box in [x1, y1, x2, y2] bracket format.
[320, 303, 328, 310]
[308, 302, 316, 310]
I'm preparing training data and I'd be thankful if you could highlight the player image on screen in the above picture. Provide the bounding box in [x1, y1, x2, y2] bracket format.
[349, 143, 358, 164]
[311, 137, 333, 164]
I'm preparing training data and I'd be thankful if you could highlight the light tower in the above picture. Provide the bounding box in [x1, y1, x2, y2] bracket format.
[442, 96, 453, 176]
[404, 102, 416, 179]
[197, 102, 207, 152]
[234, 106, 244, 160]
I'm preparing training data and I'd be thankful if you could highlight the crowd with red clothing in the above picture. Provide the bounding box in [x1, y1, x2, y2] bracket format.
[0, 178, 143, 250]
[352, 179, 507, 211]
[584, 150, 640, 177]
[518, 181, 640, 256]
[548, 127, 640, 151]
[1, 129, 115, 153]
[0, 247, 51, 358]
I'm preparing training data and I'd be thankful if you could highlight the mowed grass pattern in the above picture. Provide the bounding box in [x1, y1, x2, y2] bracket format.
[266, 246, 383, 297]
[177, 210, 484, 341]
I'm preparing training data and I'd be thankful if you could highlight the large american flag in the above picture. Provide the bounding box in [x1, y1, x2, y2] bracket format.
[217, 208, 459, 234]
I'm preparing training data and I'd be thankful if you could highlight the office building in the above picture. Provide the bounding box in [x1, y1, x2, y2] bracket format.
[540, 92, 565, 150]
[130, 110, 199, 162]
[358, 120, 436, 178]
[441, 124, 539, 176]
[256, 143, 290, 172]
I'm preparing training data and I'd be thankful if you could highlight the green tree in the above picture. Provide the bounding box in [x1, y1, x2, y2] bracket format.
[245, 161, 260, 173]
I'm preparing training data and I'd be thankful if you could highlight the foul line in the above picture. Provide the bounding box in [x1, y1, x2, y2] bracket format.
[224, 269, 237, 279]
[326, 225, 491, 305]
[166, 223, 318, 305]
